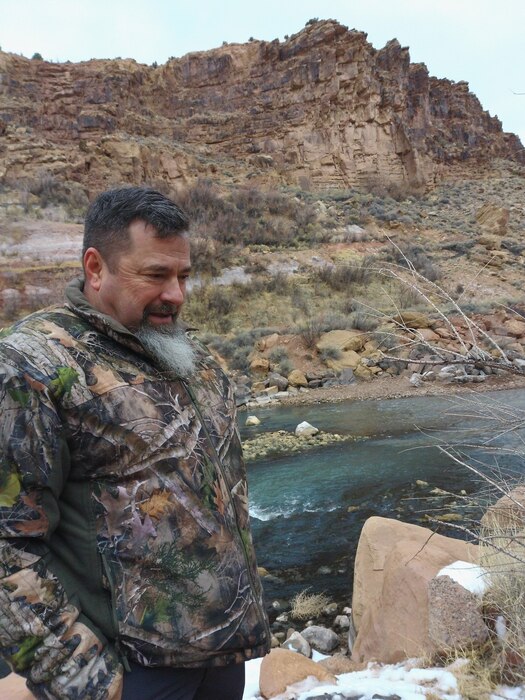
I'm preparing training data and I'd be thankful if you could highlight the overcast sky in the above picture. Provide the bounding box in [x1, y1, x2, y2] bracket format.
[1, 0, 524, 144]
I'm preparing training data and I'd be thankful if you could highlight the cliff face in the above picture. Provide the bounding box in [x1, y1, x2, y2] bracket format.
[0, 20, 522, 194]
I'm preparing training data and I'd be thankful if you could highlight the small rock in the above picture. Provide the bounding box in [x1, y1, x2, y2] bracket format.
[300, 625, 340, 653]
[317, 566, 331, 575]
[281, 631, 311, 657]
[434, 513, 463, 522]
[322, 603, 338, 616]
[245, 415, 261, 426]
[334, 614, 350, 630]
[409, 372, 424, 387]
[295, 421, 319, 438]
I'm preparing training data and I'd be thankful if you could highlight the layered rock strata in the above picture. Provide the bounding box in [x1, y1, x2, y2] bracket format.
[0, 20, 522, 193]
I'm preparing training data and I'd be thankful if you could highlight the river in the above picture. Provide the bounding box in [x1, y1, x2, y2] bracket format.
[242, 388, 525, 606]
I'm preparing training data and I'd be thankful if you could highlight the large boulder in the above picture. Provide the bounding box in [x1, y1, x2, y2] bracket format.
[351, 516, 479, 664]
[325, 349, 361, 372]
[317, 329, 367, 353]
[353, 363, 374, 380]
[256, 332, 280, 351]
[391, 311, 433, 329]
[268, 372, 289, 391]
[476, 202, 510, 236]
[259, 648, 336, 699]
[503, 319, 525, 338]
[288, 369, 308, 387]
[250, 356, 270, 375]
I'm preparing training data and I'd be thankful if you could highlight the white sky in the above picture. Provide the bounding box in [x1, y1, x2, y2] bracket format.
[1, 0, 524, 144]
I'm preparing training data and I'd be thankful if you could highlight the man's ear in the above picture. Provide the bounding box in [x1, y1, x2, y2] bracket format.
[83, 248, 105, 291]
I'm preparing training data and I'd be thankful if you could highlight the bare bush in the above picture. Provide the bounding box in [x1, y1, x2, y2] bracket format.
[290, 588, 330, 621]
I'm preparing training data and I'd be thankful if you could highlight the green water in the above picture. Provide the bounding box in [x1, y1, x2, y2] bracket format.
[243, 389, 525, 605]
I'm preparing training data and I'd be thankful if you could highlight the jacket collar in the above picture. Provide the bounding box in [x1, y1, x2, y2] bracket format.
[65, 278, 146, 354]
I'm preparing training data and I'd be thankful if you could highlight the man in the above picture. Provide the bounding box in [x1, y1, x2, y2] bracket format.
[0, 187, 270, 699]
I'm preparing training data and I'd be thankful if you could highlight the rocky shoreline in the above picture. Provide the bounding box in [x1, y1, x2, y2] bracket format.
[245, 370, 525, 409]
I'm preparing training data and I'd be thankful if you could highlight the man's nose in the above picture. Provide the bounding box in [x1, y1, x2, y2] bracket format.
[160, 278, 185, 306]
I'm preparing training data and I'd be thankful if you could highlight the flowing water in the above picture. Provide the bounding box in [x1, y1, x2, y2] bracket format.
[243, 388, 525, 605]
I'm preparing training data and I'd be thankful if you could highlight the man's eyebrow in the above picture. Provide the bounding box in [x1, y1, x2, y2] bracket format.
[142, 263, 192, 274]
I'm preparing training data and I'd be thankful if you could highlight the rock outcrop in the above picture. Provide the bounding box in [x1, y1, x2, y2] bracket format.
[1, 20, 522, 195]
[351, 516, 480, 664]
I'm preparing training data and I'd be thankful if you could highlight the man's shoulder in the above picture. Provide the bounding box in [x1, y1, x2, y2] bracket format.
[0, 306, 93, 363]
[2, 305, 88, 339]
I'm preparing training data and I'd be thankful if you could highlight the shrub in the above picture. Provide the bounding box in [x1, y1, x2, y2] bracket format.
[229, 347, 252, 372]
[316, 261, 372, 291]
[268, 347, 289, 365]
[290, 588, 330, 621]
[320, 346, 342, 362]
[277, 358, 294, 376]
[348, 311, 379, 331]
[396, 285, 423, 309]
[388, 244, 441, 282]
[373, 327, 402, 352]
[298, 319, 322, 349]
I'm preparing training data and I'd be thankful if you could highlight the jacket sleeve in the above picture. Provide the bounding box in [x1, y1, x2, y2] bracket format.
[0, 359, 123, 700]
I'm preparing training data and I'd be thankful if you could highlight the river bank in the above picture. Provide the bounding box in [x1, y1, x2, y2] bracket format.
[274, 371, 525, 407]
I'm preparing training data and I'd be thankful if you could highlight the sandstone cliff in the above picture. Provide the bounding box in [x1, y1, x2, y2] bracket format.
[0, 19, 522, 194]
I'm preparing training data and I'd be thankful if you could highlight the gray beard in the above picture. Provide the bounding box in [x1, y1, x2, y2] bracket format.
[136, 325, 197, 378]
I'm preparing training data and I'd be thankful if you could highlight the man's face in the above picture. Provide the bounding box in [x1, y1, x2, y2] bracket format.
[88, 219, 191, 332]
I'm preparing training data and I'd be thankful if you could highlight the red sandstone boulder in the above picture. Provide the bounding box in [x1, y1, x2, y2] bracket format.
[351, 516, 479, 664]
[0, 674, 35, 699]
[259, 648, 336, 699]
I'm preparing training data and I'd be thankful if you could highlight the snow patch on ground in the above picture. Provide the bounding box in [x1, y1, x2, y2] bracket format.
[243, 656, 525, 700]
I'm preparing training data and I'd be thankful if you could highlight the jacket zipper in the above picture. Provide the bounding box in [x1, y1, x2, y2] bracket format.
[182, 380, 271, 645]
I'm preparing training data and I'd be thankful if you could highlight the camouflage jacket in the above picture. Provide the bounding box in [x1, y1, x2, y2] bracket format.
[0, 280, 270, 699]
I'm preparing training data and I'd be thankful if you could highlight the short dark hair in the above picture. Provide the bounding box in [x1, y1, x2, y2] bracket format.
[83, 187, 189, 268]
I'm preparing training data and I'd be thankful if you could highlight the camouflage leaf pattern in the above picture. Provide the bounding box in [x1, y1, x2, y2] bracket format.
[0, 282, 269, 698]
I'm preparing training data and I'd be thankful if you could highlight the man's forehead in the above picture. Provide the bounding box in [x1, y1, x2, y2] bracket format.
[127, 221, 189, 253]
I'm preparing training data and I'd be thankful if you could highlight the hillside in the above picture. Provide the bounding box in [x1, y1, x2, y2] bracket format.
[0, 18, 523, 200]
[1, 19, 525, 399]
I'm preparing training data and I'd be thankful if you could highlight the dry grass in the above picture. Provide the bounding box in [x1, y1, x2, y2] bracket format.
[290, 588, 330, 621]
[479, 512, 525, 688]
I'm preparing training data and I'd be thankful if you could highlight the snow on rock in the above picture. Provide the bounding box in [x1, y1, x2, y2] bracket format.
[436, 560, 490, 596]
[243, 656, 525, 700]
